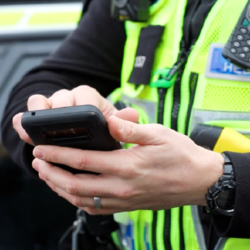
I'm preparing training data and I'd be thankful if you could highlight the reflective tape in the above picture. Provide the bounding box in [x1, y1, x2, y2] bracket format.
[214, 238, 227, 250]
[121, 94, 157, 124]
[190, 109, 250, 134]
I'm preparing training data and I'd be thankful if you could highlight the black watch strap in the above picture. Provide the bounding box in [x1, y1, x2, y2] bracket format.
[204, 153, 235, 216]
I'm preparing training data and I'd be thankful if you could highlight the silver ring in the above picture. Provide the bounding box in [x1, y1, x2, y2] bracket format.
[93, 197, 102, 209]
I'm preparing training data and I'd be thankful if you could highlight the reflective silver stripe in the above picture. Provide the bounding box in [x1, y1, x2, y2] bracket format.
[191, 206, 207, 250]
[121, 94, 157, 123]
[190, 109, 250, 133]
[214, 238, 227, 250]
[237, 130, 250, 136]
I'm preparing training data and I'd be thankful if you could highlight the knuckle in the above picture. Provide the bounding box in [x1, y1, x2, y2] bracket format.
[126, 122, 138, 141]
[70, 195, 83, 207]
[88, 188, 102, 197]
[49, 89, 69, 99]
[116, 187, 133, 199]
[50, 89, 73, 107]
[50, 150, 60, 164]
[157, 124, 168, 135]
[151, 124, 169, 142]
[113, 165, 125, 177]
[72, 154, 87, 170]
[39, 168, 48, 180]
[127, 159, 138, 174]
[74, 85, 95, 94]
[27, 94, 42, 107]
[49, 183, 56, 192]
[65, 180, 79, 195]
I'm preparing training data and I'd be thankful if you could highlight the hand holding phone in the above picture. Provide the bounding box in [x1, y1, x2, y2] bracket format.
[21, 105, 122, 174]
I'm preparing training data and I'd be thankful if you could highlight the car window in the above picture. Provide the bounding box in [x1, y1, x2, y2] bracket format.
[0, 0, 80, 4]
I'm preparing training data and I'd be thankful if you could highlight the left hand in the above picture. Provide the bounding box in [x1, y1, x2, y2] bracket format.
[32, 111, 224, 215]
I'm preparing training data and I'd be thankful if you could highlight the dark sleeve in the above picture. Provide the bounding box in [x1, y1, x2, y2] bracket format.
[1, 0, 126, 178]
[212, 152, 250, 238]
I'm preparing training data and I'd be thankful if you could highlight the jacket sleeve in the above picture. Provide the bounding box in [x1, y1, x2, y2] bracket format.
[1, 0, 125, 178]
[212, 152, 250, 238]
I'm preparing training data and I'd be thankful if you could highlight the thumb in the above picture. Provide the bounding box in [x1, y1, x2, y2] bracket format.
[114, 107, 139, 123]
[108, 115, 163, 145]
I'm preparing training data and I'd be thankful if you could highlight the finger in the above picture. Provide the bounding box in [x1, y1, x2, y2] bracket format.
[27, 94, 51, 111]
[71, 86, 117, 119]
[32, 157, 134, 197]
[45, 179, 134, 215]
[49, 89, 75, 108]
[13, 113, 34, 145]
[72, 86, 100, 107]
[114, 108, 139, 123]
[108, 115, 166, 145]
[33, 145, 134, 175]
[44, 178, 130, 209]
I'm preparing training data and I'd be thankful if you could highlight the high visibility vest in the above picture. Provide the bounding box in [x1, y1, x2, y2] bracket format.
[108, 0, 250, 249]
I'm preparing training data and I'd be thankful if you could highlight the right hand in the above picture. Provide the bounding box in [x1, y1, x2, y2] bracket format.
[13, 85, 138, 145]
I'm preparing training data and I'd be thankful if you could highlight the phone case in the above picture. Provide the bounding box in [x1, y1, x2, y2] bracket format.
[22, 105, 121, 174]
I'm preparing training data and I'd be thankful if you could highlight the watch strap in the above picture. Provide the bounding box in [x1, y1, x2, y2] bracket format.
[204, 153, 235, 216]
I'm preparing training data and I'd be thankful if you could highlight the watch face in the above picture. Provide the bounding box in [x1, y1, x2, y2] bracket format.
[216, 190, 235, 210]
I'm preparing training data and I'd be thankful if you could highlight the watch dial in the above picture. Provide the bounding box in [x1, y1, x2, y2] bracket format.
[216, 190, 235, 209]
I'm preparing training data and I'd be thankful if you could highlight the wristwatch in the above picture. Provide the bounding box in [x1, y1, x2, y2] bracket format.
[204, 153, 236, 216]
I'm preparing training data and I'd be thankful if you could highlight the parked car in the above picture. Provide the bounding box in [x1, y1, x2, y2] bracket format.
[0, 2, 82, 249]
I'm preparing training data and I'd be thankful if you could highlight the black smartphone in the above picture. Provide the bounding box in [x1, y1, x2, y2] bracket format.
[21, 105, 122, 174]
[222, 0, 250, 70]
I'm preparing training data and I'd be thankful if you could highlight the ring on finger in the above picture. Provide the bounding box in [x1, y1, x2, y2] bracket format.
[93, 196, 102, 209]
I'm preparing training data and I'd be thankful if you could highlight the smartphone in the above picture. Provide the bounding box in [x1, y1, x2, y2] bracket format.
[21, 105, 122, 174]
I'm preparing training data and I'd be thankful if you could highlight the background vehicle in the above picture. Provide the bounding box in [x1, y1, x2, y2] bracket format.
[0, 2, 82, 249]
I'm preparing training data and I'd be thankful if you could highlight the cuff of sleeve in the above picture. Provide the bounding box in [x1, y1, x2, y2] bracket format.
[212, 152, 250, 238]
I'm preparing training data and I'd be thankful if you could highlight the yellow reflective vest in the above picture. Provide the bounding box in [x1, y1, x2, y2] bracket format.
[108, 0, 250, 249]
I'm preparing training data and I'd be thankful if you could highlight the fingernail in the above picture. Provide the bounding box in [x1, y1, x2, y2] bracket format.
[34, 148, 44, 159]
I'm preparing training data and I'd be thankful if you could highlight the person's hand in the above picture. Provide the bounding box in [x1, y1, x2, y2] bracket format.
[12, 85, 138, 145]
[32, 114, 224, 215]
